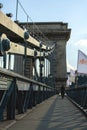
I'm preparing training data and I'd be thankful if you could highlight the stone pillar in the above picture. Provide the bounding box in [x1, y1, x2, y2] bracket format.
[55, 40, 67, 91]
[49, 40, 67, 91]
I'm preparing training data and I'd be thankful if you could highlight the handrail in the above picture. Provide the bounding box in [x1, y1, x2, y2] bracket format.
[0, 67, 56, 121]
[66, 86, 87, 116]
[0, 67, 55, 90]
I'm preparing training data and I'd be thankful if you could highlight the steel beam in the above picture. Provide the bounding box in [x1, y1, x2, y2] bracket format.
[0, 11, 46, 50]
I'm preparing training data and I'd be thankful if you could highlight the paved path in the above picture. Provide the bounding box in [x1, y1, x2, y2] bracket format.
[2, 95, 87, 130]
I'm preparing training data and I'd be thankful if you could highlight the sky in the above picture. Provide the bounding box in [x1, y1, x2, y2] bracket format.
[1, 0, 87, 72]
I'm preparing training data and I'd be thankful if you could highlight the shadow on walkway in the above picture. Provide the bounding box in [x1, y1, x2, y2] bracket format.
[6, 95, 87, 130]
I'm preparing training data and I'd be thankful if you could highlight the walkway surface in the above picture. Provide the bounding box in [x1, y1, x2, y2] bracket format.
[0, 95, 87, 130]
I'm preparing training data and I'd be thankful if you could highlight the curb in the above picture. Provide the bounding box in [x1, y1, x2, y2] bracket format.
[0, 121, 16, 130]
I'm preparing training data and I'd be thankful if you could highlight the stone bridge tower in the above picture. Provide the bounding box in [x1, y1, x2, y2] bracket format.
[21, 22, 71, 91]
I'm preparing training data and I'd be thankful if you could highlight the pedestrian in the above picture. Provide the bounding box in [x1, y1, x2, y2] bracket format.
[60, 85, 65, 99]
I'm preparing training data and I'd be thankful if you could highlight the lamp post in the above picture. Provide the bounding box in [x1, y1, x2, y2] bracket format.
[43, 51, 45, 83]
[39, 42, 43, 82]
[34, 49, 38, 80]
[23, 31, 29, 76]
[46, 46, 48, 79]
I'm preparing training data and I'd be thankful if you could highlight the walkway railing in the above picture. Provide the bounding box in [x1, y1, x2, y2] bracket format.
[0, 67, 56, 121]
[66, 86, 87, 115]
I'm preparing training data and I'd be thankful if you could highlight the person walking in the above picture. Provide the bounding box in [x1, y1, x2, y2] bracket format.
[60, 85, 65, 99]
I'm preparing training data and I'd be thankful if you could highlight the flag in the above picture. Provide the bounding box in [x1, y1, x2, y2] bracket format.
[77, 50, 87, 74]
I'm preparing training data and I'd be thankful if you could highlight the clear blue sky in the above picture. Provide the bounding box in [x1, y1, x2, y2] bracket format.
[1, 0, 87, 71]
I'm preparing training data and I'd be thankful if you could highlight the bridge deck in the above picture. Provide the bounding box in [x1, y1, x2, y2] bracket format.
[0, 95, 87, 130]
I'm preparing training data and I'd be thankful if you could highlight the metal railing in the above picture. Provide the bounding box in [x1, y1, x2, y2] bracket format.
[66, 85, 87, 114]
[0, 67, 56, 121]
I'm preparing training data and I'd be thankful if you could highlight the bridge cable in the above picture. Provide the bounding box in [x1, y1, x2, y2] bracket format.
[15, 0, 54, 50]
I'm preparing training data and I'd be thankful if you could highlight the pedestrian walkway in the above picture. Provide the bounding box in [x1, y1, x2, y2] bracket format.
[1, 95, 87, 130]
